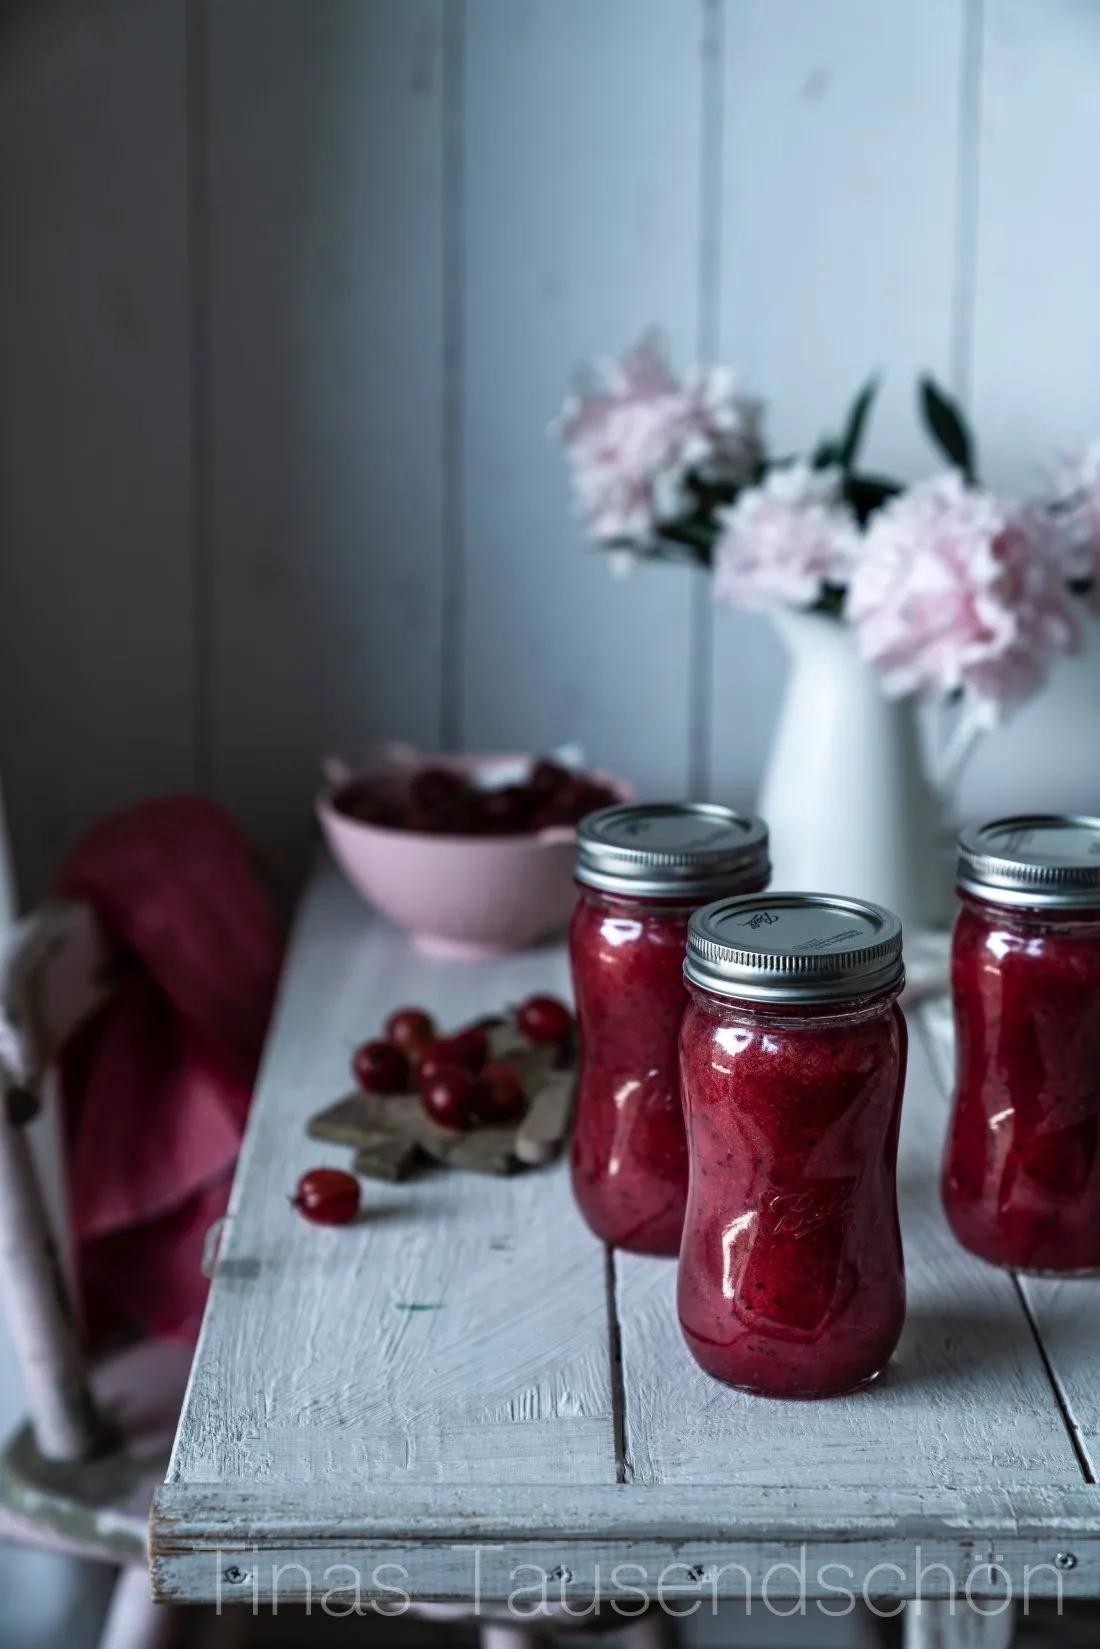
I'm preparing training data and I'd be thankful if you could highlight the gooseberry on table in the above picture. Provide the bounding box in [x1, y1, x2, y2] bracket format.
[474, 1061, 526, 1124]
[418, 1029, 488, 1077]
[516, 994, 573, 1047]
[420, 1066, 478, 1132]
[384, 1007, 436, 1061]
[292, 1168, 361, 1226]
[344, 1004, 558, 1138]
[352, 1039, 409, 1095]
[448, 1027, 490, 1073]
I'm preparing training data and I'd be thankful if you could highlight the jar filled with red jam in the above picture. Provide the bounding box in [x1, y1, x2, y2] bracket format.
[569, 803, 770, 1256]
[678, 893, 907, 1398]
[943, 815, 1100, 1275]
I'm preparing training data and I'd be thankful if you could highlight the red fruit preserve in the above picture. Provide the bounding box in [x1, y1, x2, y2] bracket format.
[678, 893, 907, 1397]
[943, 815, 1100, 1274]
[569, 803, 770, 1256]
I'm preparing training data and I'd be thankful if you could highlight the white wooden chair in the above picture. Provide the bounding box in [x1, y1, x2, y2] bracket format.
[0, 896, 191, 1648]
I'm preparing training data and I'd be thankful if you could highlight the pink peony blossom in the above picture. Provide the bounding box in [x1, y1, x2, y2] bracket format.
[712, 463, 859, 611]
[1048, 442, 1100, 612]
[553, 331, 763, 547]
[848, 471, 1080, 725]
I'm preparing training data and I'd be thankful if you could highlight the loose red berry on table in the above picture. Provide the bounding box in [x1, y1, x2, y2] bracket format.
[418, 1038, 455, 1080]
[292, 1168, 361, 1226]
[419, 1031, 488, 1076]
[475, 1061, 526, 1123]
[517, 994, 573, 1046]
[417, 1050, 448, 1091]
[352, 1039, 409, 1095]
[448, 1026, 490, 1073]
[384, 1007, 436, 1061]
[421, 1065, 477, 1131]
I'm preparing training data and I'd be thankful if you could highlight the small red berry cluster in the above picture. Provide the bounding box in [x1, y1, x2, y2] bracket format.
[336, 758, 617, 836]
[292, 994, 574, 1225]
[354, 998, 572, 1131]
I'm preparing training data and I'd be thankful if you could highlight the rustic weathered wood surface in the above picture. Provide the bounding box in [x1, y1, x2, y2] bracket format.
[921, 999, 1100, 1482]
[615, 1025, 1084, 1491]
[152, 856, 1100, 1605]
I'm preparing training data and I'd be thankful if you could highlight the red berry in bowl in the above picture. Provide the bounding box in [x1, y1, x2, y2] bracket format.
[568, 780, 617, 820]
[352, 1039, 409, 1094]
[335, 781, 399, 828]
[481, 784, 533, 834]
[384, 1007, 436, 1061]
[517, 994, 573, 1046]
[292, 1168, 361, 1226]
[421, 1065, 477, 1131]
[410, 766, 469, 811]
[408, 767, 480, 833]
[405, 803, 452, 834]
[530, 758, 571, 796]
[475, 1061, 526, 1123]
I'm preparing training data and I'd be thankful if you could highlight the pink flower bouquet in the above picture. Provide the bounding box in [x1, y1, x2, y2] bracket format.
[551, 331, 764, 568]
[555, 336, 1096, 725]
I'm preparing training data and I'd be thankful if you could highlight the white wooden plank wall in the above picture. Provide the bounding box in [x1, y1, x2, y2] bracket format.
[708, 0, 969, 806]
[460, 0, 700, 800]
[202, 0, 449, 856]
[0, 8, 192, 1639]
[0, 0, 195, 901]
[1, 0, 1099, 902]
[958, 0, 1100, 821]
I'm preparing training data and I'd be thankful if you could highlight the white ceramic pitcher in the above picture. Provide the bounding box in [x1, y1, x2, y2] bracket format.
[757, 608, 979, 935]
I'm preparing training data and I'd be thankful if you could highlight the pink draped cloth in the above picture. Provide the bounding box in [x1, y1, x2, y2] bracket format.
[57, 797, 283, 1344]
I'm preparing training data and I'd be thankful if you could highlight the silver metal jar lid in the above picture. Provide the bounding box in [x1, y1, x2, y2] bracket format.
[685, 892, 904, 1004]
[957, 815, 1100, 909]
[574, 802, 770, 900]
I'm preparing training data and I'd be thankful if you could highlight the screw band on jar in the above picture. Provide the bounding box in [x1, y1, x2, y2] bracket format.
[957, 815, 1100, 910]
[574, 802, 770, 901]
[685, 891, 904, 1004]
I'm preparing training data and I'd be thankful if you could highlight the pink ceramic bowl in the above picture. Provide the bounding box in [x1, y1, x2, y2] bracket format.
[317, 753, 632, 958]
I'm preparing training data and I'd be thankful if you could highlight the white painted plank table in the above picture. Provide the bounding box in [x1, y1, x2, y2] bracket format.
[151, 856, 1100, 1608]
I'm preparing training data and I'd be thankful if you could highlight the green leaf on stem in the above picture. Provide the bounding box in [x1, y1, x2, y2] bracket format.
[920, 376, 977, 482]
[813, 377, 879, 473]
[837, 376, 879, 470]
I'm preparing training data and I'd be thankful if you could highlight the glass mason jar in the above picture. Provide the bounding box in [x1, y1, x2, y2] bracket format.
[943, 815, 1100, 1275]
[569, 803, 770, 1256]
[678, 893, 908, 1397]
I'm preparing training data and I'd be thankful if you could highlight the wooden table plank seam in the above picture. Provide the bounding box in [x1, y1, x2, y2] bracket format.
[915, 1006, 1100, 1487]
[603, 1246, 630, 1485]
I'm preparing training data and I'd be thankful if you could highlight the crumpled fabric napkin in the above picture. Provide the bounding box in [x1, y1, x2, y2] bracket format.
[57, 795, 283, 1344]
